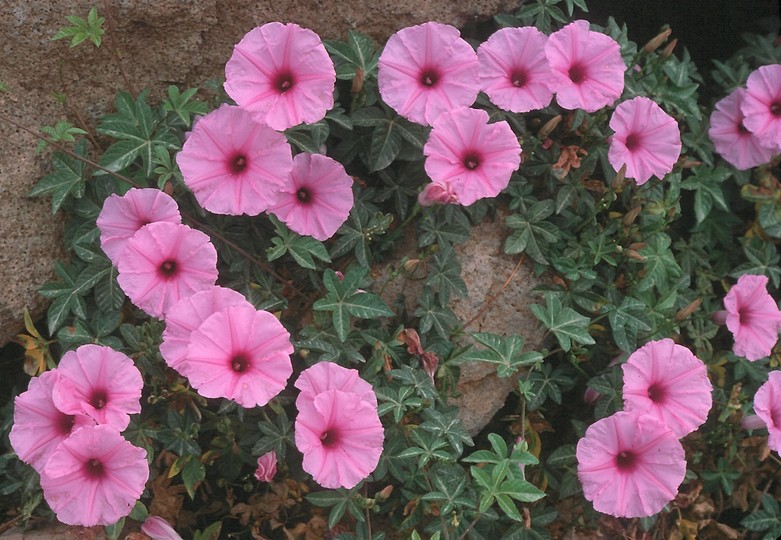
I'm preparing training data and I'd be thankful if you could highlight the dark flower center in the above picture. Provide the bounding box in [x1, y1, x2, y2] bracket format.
[275, 72, 295, 94]
[57, 413, 76, 435]
[615, 450, 636, 471]
[320, 429, 340, 447]
[230, 154, 248, 174]
[771, 102, 781, 116]
[568, 63, 586, 84]
[510, 69, 528, 88]
[297, 187, 312, 204]
[463, 152, 481, 171]
[90, 390, 108, 410]
[624, 133, 641, 151]
[737, 122, 750, 134]
[84, 458, 105, 478]
[421, 69, 439, 87]
[738, 307, 752, 326]
[230, 353, 250, 373]
[159, 259, 178, 278]
[647, 383, 665, 403]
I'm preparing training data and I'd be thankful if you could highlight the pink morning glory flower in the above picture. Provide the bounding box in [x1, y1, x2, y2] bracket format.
[622, 339, 713, 437]
[478, 27, 554, 113]
[181, 304, 294, 408]
[295, 388, 384, 489]
[51, 345, 143, 431]
[424, 107, 521, 205]
[709, 87, 777, 170]
[267, 153, 354, 241]
[176, 105, 294, 216]
[608, 97, 681, 184]
[160, 286, 252, 373]
[418, 179, 459, 207]
[40, 425, 149, 526]
[96, 188, 181, 265]
[546, 20, 625, 112]
[294, 361, 378, 408]
[577, 410, 685, 518]
[254, 451, 278, 483]
[141, 516, 184, 540]
[753, 371, 781, 453]
[741, 64, 781, 151]
[224, 23, 336, 131]
[723, 274, 781, 361]
[378, 22, 480, 126]
[117, 222, 218, 319]
[9, 369, 94, 474]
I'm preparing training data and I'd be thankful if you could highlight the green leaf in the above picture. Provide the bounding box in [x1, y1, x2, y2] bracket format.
[35, 120, 88, 154]
[267, 216, 331, 269]
[162, 85, 208, 127]
[425, 243, 467, 304]
[680, 165, 731, 224]
[530, 294, 594, 352]
[415, 287, 459, 339]
[633, 233, 683, 293]
[52, 7, 105, 47]
[29, 139, 88, 213]
[603, 296, 652, 352]
[369, 118, 403, 171]
[505, 201, 559, 264]
[182, 456, 205, 499]
[461, 332, 542, 378]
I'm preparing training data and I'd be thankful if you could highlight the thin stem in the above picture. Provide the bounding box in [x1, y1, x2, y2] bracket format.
[456, 512, 482, 540]
[363, 484, 373, 539]
[100, 1, 136, 95]
[463, 254, 527, 330]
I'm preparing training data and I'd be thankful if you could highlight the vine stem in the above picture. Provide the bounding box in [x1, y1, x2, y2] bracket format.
[463, 254, 527, 330]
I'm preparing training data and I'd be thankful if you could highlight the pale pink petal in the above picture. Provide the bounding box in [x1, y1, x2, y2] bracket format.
[608, 97, 681, 184]
[294, 361, 377, 408]
[160, 286, 251, 372]
[117, 222, 218, 319]
[478, 27, 554, 113]
[97, 189, 181, 265]
[51, 345, 143, 431]
[177, 105, 293, 216]
[754, 371, 781, 452]
[741, 64, 781, 151]
[546, 20, 625, 112]
[268, 153, 354, 241]
[181, 305, 293, 408]
[724, 274, 781, 361]
[378, 22, 480, 126]
[622, 338, 712, 437]
[225, 23, 335, 130]
[709, 88, 776, 170]
[9, 370, 94, 473]
[295, 389, 384, 489]
[254, 451, 278, 482]
[577, 411, 685, 518]
[41, 425, 148, 527]
[424, 107, 521, 205]
[142, 517, 184, 540]
[418, 180, 459, 207]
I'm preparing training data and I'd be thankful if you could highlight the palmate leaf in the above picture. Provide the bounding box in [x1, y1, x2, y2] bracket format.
[425, 243, 467, 304]
[505, 200, 560, 264]
[38, 261, 112, 334]
[457, 332, 543, 378]
[602, 296, 652, 352]
[29, 139, 88, 213]
[680, 165, 731, 224]
[530, 293, 594, 352]
[267, 215, 331, 270]
[633, 233, 683, 293]
[352, 107, 428, 171]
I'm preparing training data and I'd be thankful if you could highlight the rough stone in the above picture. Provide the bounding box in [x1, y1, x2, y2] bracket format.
[379, 215, 546, 435]
[0, 0, 520, 345]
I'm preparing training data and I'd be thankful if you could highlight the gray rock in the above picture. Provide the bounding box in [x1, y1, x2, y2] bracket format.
[0, 0, 519, 345]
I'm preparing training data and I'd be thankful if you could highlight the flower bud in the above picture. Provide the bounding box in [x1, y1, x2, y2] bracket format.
[254, 451, 278, 483]
[643, 28, 672, 53]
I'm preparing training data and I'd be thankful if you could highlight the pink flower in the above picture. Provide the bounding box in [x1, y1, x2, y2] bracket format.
[724, 274, 781, 361]
[9, 370, 94, 473]
[96, 188, 181, 265]
[608, 97, 681, 184]
[294, 363, 383, 489]
[741, 64, 781, 151]
[224, 23, 335, 131]
[546, 20, 625, 112]
[181, 304, 293, 408]
[478, 27, 554, 113]
[267, 153, 354, 241]
[40, 425, 148, 526]
[378, 22, 480, 126]
[577, 411, 685, 518]
[754, 371, 781, 452]
[295, 389, 384, 489]
[417, 180, 459, 207]
[710, 88, 776, 170]
[294, 361, 377, 408]
[141, 516, 183, 540]
[51, 345, 143, 431]
[622, 339, 712, 437]
[160, 286, 251, 372]
[117, 222, 218, 319]
[176, 105, 293, 216]
[423, 107, 521, 205]
[254, 451, 278, 482]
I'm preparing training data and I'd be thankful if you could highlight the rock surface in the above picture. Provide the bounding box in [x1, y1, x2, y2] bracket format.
[0, 0, 519, 345]
[379, 215, 546, 435]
